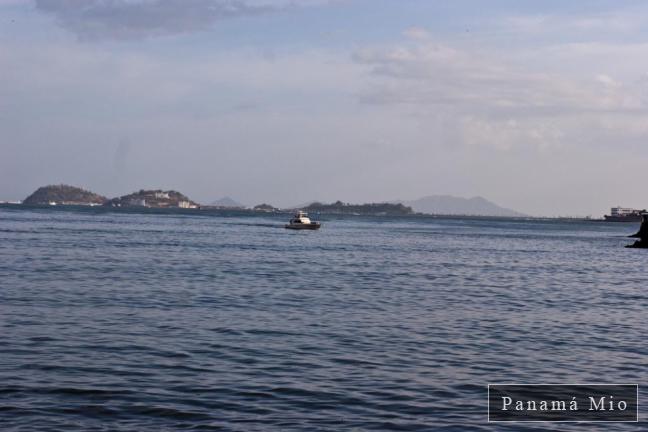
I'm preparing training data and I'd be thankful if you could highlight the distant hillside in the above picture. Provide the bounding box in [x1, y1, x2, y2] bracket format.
[288, 200, 318, 210]
[23, 185, 106, 205]
[400, 195, 525, 217]
[210, 197, 244, 208]
[305, 200, 413, 216]
[104, 190, 199, 209]
[253, 203, 279, 212]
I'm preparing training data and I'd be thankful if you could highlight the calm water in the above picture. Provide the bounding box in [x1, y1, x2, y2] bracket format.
[0, 206, 646, 431]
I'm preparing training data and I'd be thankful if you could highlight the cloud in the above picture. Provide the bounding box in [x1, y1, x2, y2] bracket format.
[33, 0, 304, 41]
[403, 26, 430, 40]
[351, 33, 648, 157]
[595, 74, 620, 88]
[354, 40, 646, 117]
[503, 10, 648, 36]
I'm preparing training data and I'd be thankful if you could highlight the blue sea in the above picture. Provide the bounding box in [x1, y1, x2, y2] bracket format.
[0, 206, 646, 431]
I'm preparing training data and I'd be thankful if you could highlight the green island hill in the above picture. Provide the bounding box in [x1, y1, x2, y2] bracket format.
[22, 184, 106, 206]
[104, 190, 199, 209]
[303, 201, 413, 216]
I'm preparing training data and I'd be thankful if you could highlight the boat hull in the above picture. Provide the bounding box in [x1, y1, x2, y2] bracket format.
[604, 215, 643, 222]
[285, 223, 321, 230]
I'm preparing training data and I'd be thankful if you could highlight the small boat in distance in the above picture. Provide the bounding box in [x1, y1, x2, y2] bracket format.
[285, 211, 321, 230]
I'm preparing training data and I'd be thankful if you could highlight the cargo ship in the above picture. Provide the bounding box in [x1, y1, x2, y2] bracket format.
[604, 206, 646, 222]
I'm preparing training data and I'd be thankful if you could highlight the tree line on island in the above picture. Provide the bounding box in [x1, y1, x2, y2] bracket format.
[18, 184, 524, 217]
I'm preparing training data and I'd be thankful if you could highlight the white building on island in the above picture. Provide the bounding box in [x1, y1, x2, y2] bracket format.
[178, 201, 198, 209]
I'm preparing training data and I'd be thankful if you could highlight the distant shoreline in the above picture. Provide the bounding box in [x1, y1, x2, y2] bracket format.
[0, 202, 610, 222]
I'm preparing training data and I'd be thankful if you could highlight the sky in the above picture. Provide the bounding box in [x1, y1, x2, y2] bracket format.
[2, 0, 648, 216]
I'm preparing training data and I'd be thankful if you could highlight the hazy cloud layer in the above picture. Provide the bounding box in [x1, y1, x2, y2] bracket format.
[352, 32, 648, 155]
[354, 41, 645, 115]
[34, 0, 301, 40]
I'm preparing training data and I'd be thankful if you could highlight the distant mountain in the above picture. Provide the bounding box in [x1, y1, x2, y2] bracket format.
[23, 185, 106, 206]
[210, 197, 244, 208]
[400, 195, 525, 217]
[288, 201, 317, 210]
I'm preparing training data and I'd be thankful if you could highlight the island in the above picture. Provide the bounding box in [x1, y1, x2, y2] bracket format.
[104, 190, 199, 209]
[23, 184, 106, 206]
[253, 203, 279, 212]
[303, 200, 413, 216]
[18, 185, 417, 217]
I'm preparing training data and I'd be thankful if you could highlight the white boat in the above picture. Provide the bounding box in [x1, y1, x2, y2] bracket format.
[285, 211, 321, 230]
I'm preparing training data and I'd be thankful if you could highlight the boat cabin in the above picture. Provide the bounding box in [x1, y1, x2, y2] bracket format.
[290, 211, 311, 224]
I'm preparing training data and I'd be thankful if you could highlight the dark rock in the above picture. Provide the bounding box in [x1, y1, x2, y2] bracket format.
[626, 214, 648, 248]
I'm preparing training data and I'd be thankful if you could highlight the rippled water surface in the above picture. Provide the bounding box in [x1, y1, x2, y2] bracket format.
[1, 206, 646, 431]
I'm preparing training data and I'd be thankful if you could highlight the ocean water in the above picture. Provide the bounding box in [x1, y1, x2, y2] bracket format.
[0, 206, 646, 431]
